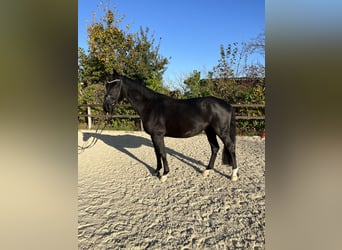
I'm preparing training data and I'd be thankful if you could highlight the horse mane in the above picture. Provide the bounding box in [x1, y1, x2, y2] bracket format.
[121, 74, 171, 100]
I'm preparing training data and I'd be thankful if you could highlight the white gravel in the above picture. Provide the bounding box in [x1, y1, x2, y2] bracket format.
[78, 130, 265, 249]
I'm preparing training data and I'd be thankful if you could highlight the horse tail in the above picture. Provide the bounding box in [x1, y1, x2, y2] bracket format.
[222, 106, 236, 165]
[230, 107, 236, 144]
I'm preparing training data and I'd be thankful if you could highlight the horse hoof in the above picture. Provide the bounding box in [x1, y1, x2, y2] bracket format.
[231, 175, 238, 182]
[160, 175, 168, 182]
[202, 169, 211, 177]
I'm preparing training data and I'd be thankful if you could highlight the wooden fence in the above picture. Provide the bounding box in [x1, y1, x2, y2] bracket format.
[78, 103, 265, 130]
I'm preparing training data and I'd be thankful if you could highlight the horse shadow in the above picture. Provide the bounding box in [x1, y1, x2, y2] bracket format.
[82, 132, 207, 176]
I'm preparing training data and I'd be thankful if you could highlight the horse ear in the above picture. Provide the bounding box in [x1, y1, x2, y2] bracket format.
[105, 69, 120, 83]
[112, 68, 120, 79]
[105, 71, 113, 83]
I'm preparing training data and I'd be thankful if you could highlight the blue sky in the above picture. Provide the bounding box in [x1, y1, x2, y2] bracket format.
[78, 0, 264, 85]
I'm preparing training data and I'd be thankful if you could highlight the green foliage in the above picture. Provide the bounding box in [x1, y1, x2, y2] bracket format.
[181, 34, 265, 135]
[78, 82, 105, 124]
[104, 100, 146, 130]
[183, 70, 203, 97]
[78, 83, 105, 105]
[213, 34, 265, 135]
[106, 118, 137, 131]
[145, 71, 164, 93]
[212, 34, 265, 79]
[78, 6, 265, 135]
[182, 74, 265, 135]
[213, 43, 239, 78]
[78, 6, 169, 88]
[78, 3, 170, 130]
[78, 47, 106, 85]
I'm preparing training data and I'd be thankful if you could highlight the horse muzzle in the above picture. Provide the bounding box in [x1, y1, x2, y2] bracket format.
[103, 94, 117, 113]
[103, 100, 116, 115]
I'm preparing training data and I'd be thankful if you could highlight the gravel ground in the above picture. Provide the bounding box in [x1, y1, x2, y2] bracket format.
[78, 130, 265, 249]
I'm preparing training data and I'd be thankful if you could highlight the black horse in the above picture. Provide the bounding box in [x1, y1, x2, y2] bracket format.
[103, 70, 238, 182]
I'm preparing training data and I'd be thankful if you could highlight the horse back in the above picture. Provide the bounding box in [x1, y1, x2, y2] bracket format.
[145, 96, 233, 137]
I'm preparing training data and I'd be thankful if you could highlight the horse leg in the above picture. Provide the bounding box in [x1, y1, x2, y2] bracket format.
[151, 141, 162, 177]
[202, 127, 219, 177]
[220, 135, 238, 181]
[222, 145, 233, 166]
[151, 134, 169, 182]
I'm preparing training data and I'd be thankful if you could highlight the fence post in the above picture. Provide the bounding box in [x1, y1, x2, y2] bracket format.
[140, 119, 144, 131]
[87, 106, 92, 129]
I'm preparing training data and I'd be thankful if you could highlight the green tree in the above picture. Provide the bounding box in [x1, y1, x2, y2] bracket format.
[78, 47, 106, 85]
[183, 70, 202, 97]
[78, 4, 169, 130]
[213, 43, 239, 79]
[212, 32, 265, 80]
[180, 34, 265, 135]
[243, 32, 265, 78]
[78, 6, 169, 103]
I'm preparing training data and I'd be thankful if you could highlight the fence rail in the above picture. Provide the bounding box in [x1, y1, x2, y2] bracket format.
[78, 103, 265, 130]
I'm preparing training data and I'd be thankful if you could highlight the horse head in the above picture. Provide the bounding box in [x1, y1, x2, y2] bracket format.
[103, 70, 123, 114]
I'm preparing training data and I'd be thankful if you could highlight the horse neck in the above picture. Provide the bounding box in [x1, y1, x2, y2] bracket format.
[121, 77, 158, 116]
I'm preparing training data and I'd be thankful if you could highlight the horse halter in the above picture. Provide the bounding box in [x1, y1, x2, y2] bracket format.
[107, 79, 121, 84]
[106, 78, 122, 105]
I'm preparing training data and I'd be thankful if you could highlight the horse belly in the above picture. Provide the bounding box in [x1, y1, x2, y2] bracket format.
[165, 117, 208, 138]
